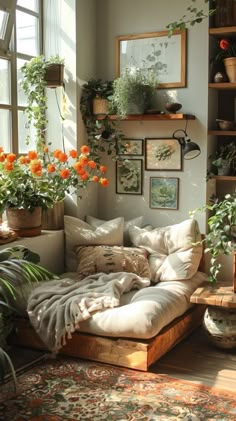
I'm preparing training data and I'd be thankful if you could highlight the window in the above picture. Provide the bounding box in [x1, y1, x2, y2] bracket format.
[0, 0, 16, 51]
[0, 0, 42, 153]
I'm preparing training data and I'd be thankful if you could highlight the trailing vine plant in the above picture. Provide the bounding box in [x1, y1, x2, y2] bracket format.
[166, 0, 216, 34]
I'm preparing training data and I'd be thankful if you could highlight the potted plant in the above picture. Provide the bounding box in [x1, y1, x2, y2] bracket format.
[0, 245, 56, 387]
[0, 145, 109, 233]
[209, 141, 236, 176]
[20, 55, 65, 152]
[191, 193, 236, 283]
[111, 67, 157, 118]
[80, 79, 114, 116]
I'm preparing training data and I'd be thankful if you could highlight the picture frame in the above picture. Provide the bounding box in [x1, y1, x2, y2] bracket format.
[115, 29, 186, 88]
[145, 137, 182, 171]
[150, 177, 179, 210]
[116, 138, 143, 156]
[116, 159, 143, 195]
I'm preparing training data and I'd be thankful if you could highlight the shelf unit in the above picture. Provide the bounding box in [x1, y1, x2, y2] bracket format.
[208, 25, 236, 182]
[94, 113, 196, 121]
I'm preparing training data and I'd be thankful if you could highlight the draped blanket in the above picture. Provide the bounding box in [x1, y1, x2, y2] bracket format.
[27, 272, 150, 353]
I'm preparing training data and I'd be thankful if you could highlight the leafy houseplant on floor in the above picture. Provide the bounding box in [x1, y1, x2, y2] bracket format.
[191, 193, 236, 283]
[0, 245, 56, 388]
[0, 146, 109, 235]
[111, 67, 157, 118]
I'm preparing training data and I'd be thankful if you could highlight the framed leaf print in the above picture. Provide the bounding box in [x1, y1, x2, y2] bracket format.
[116, 138, 143, 156]
[116, 159, 143, 195]
[145, 137, 182, 171]
[150, 177, 179, 210]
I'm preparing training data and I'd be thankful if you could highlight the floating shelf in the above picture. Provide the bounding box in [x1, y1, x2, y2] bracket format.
[93, 113, 196, 121]
[208, 130, 236, 136]
[212, 176, 236, 181]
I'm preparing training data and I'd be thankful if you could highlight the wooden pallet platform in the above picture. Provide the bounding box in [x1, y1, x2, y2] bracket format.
[9, 305, 205, 371]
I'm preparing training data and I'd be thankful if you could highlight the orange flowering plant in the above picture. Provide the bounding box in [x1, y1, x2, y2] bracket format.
[214, 38, 236, 62]
[0, 145, 109, 213]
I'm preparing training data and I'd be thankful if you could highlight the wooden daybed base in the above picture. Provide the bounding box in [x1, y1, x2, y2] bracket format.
[9, 304, 205, 371]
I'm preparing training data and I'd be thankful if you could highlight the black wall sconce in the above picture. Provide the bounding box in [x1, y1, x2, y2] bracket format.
[173, 129, 201, 160]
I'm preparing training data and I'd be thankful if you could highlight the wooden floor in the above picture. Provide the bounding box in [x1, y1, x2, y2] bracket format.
[151, 326, 236, 392]
[7, 326, 236, 393]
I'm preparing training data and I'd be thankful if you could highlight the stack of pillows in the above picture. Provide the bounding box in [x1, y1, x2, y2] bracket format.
[64, 215, 203, 282]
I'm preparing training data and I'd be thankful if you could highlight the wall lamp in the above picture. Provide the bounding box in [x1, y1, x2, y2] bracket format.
[173, 129, 201, 160]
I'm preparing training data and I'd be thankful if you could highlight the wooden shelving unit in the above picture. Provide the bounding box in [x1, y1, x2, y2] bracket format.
[212, 175, 236, 181]
[209, 26, 236, 37]
[209, 82, 236, 89]
[94, 113, 196, 121]
[208, 130, 236, 135]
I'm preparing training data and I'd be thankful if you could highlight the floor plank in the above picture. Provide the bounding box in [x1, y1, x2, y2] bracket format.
[151, 327, 236, 392]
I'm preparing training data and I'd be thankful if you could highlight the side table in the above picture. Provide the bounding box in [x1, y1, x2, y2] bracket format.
[190, 283, 236, 349]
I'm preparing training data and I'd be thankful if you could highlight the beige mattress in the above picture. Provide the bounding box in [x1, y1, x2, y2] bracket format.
[62, 271, 206, 340]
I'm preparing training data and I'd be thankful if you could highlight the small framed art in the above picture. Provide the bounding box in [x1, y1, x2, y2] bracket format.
[150, 177, 179, 210]
[145, 137, 182, 171]
[116, 138, 143, 156]
[116, 159, 143, 195]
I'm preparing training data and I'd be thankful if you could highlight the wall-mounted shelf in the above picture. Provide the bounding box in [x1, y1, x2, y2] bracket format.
[208, 130, 236, 136]
[94, 113, 195, 121]
[212, 176, 236, 181]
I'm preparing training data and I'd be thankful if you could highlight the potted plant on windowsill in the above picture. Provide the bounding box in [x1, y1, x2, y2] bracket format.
[209, 141, 236, 176]
[111, 66, 157, 118]
[0, 146, 109, 234]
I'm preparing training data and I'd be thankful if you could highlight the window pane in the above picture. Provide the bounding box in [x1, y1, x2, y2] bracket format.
[16, 10, 39, 55]
[17, 58, 27, 106]
[17, 0, 38, 13]
[0, 10, 8, 39]
[0, 59, 10, 104]
[18, 110, 35, 153]
[0, 109, 11, 151]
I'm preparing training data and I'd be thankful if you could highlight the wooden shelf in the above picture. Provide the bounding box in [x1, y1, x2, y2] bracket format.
[93, 113, 196, 121]
[209, 26, 236, 37]
[208, 130, 236, 136]
[209, 83, 236, 89]
[212, 176, 236, 181]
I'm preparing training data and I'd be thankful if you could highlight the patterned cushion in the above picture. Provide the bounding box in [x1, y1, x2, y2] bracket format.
[76, 245, 151, 278]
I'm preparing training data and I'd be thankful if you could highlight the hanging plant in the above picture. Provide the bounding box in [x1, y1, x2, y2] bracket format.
[20, 55, 64, 153]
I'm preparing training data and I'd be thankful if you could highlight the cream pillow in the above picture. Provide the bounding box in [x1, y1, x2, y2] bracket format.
[76, 245, 151, 278]
[86, 215, 143, 246]
[129, 219, 202, 282]
[64, 216, 124, 271]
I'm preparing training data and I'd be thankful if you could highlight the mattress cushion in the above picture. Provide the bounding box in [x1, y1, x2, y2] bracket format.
[77, 271, 207, 339]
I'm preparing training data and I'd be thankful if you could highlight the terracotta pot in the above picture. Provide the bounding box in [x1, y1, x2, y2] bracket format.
[45, 63, 64, 88]
[41, 201, 64, 230]
[223, 58, 236, 83]
[6, 207, 42, 237]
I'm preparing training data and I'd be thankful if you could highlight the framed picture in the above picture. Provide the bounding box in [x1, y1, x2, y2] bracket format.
[116, 138, 143, 156]
[115, 29, 186, 88]
[116, 159, 143, 195]
[150, 177, 179, 210]
[145, 138, 182, 171]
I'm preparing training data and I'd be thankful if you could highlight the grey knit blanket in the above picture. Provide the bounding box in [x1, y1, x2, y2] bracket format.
[27, 272, 150, 352]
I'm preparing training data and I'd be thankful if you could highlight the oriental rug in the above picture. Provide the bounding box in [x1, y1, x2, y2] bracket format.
[0, 356, 235, 421]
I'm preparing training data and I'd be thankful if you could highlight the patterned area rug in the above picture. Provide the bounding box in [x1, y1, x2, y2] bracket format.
[0, 356, 235, 421]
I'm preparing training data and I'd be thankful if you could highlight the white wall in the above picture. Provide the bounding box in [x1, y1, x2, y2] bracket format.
[93, 0, 209, 233]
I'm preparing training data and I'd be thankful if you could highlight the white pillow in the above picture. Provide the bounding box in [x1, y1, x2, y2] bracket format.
[64, 215, 124, 271]
[86, 215, 143, 246]
[129, 219, 202, 282]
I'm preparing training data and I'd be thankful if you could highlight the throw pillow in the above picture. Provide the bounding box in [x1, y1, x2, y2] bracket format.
[76, 245, 151, 278]
[86, 215, 143, 246]
[129, 219, 202, 282]
[64, 216, 124, 271]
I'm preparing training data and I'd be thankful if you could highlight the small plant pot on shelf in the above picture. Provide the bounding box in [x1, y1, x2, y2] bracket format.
[92, 97, 109, 115]
[6, 207, 42, 237]
[223, 58, 236, 83]
[45, 63, 64, 88]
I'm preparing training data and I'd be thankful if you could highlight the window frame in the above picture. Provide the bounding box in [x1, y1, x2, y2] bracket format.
[0, 0, 17, 51]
